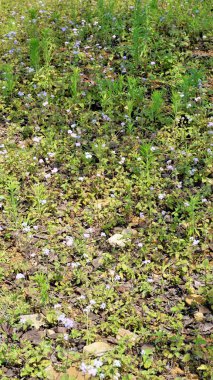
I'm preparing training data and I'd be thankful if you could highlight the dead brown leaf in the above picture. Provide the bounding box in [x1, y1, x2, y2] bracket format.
[185, 294, 205, 306]
[170, 366, 184, 377]
[65, 366, 90, 380]
[191, 50, 213, 57]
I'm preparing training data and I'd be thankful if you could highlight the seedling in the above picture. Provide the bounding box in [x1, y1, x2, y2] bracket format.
[29, 38, 40, 70]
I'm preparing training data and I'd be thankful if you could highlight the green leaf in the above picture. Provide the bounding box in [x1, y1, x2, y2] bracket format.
[182, 353, 191, 362]
[144, 358, 153, 368]
[197, 364, 208, 370]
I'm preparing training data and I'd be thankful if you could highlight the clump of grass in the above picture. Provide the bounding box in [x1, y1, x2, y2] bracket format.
[147, 90, 165, 123]
[41, 28, 55, 67]
[69, 66, 81, 101]
[5, 178, 20, 227]
[29, 37, 40, 70]
[1, 64, 16, 97]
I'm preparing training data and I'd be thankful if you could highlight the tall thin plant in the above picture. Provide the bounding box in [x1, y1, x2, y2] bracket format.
[148, 90, 164, 122]
[41, 28, 55, 67]
[29, 38, 40, 70]
[2, 65, 15, 97]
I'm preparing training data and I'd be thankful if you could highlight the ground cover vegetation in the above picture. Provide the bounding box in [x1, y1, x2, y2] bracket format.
[0, 0, 212, 379]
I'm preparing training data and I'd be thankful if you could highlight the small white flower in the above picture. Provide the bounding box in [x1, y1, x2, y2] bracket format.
[119, 156, 125, 164]
[71, 262, 80, 268]
[58, 314, 74, 328]
[64, 317, 74, 328]
[68, 131, 77, 138]
[80, 362, 88, 374]
[42, 101, 48, 107]
[83, 305, 91, 313]
[167, 165, 174, 171]
[40, 199, 47, 205]
[16, 273, 25, 279]
[51, 167, 58, 174]
[33, 136, 42, 143]
[87, 366, 97, 376]
[58, 313, 65, 321]
[78, 295, 86, 300]
[66, 236, 74, 247]
[43, 248, 50, 255]
[113, 360, 121, 367]
[100, 302, 106, 309]
[47, 152, 55, 157]
[189, 168, 196, 176]
[138, 242, 143, 248]
[83, 233, 90, 238]
[54, 303, 62, 309]
[190, 237, 200, 246]
[142, 260, 151, 264]
[64, 333, 69, 340]
[85, 152, 92, 159]
[93, 359, 103, 368]
[20, 316, 27, 324]
[44, 173, 51, 179]
[150, 61, 156, 65]
[23, 226, 31, 233]
[158, 193, 165, 200]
